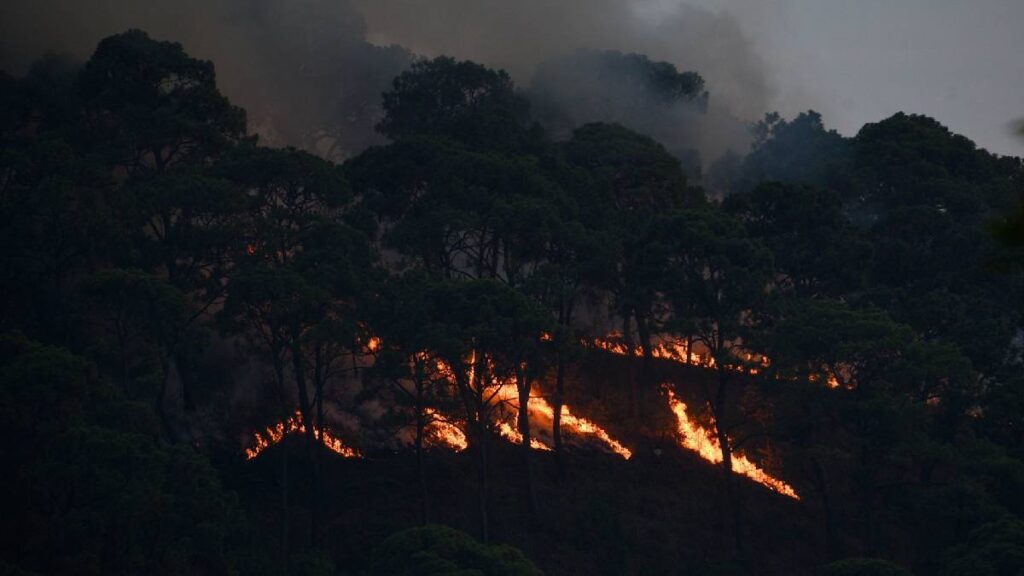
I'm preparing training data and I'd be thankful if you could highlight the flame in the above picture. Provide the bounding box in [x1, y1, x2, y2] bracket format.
[244, 410, 360, 461]
[590, 334, 770, 375]
[244, 344, 633, 461]
[430, 356, 632, 458]
[497, 420, 554, 451]
[424, 408, 469, 451]
[662, 386, 798, 499]
[365, 336, 382, 353]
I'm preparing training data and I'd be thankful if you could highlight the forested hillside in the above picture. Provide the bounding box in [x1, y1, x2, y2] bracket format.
[2, 27, 1023, 576]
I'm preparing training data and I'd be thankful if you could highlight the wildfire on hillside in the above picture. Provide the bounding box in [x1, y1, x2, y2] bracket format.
[590, 333, 770, 374]
[436, 357, 632, 459]
[662, 385, 799, 500]
[244, 344, 633, 461]
[244, 410, 361, 460]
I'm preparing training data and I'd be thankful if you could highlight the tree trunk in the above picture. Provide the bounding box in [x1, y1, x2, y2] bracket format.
[155, 352, 178, 443]
[623, 315, 637, 418]
[516, 366, 538, 514]
[636, 312, 654, 417]
[271, 353, 290, 574]
[312, 345, 326, 548]
[290, 344, 318, 549]
[712, 363, 747, 566]
[414, 363, 430, 525]
[280, 433, 290, 576]
[552, 297, 571, 479]
[812, 458, 842, 560]
[553, 351, 566, 480]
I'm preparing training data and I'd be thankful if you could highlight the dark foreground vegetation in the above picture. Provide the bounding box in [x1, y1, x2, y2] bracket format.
[2, 28, 1024, 576]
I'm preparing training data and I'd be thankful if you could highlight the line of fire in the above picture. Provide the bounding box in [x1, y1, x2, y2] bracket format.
[244, 332, 805, 500]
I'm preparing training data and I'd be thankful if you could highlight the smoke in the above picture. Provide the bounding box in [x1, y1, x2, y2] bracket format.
[0, 0, 412, 159]
[355, 0, 771, 164]
[1, 0, 772, 168]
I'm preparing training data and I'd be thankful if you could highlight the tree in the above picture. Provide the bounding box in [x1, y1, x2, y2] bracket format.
[378, 56, 534, 153]
[407, 278, 553, 538]
[0, 60, 122, 344]
[219, 144, 372, 553]
[940, 518, 1024, 576]
[365, 271, 468, 525]
[530, 50, 708, 171]
[739, 111, 852, 194]
[80, 29, 246, 176]
[0, 334, 247, 575]
[766, 299, 980, 559]
[78, 268, 187, 437]
[348, 136, 559, 284]
[562, 122, 703, 415]
[724, 181, 871, 298]
[656, 205, 773, 562]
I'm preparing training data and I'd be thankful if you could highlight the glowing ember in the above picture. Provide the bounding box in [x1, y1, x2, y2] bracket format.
[365, 336, 382, 353]
[244, 410, 360, 461]
[662, 385, 798, 499]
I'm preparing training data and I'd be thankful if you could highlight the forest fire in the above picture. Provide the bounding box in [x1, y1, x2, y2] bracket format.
[590, 334, 770, 374]
[244, 410, 361, 461]
[519, 392, 633, 459]
[424, 408, 469, 451]
[662, 386, 799, 500]
[592, 334, 715, 368]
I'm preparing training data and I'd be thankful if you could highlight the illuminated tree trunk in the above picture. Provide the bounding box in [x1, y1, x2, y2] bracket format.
[456, 351, 491, 543]
[552, 296, 573, 480]
[552, 351, 566, 479]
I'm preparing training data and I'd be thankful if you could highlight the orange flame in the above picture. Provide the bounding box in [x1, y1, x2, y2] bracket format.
[662, 385, 798, 499]
[424, 408, 469, 451]
[590, 334, 770, 375]
[430, 356, 632, 459]
[244, 410, 360, 460]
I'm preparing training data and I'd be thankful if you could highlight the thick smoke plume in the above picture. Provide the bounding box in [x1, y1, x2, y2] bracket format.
[2, 0, 770, 169]
[356, 0, 770, 162]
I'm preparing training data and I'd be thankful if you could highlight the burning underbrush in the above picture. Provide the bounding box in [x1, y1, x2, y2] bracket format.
[242, 333, 799, 500]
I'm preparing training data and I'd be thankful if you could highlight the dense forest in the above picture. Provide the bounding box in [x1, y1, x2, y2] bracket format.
[2, 23, 1023, 576]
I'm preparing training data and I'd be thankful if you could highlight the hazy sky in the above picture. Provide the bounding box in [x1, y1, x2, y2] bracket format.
[675, 0, 1024, 155]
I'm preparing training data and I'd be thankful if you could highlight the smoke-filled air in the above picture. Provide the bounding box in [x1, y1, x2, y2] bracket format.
[2, 1, 1023, 575]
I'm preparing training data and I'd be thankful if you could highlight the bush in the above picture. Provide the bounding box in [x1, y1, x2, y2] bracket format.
[368, 525, 543, 576]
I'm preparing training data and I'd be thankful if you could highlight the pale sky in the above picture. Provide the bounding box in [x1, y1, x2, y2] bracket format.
[679, 0, 1024, 155]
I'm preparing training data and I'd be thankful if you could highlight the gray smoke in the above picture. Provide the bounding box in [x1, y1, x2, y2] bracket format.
[0, 0, 411, 159]
[355, 0, 771, 163]
[1, 0, 771, 168]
